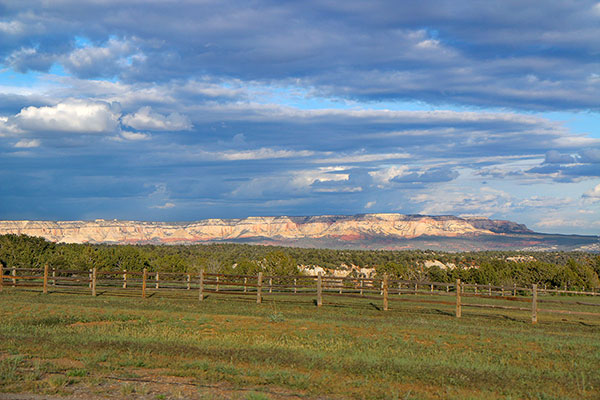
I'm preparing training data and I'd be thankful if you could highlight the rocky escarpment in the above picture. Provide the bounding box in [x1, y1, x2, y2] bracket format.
[0, 214, 532, 244]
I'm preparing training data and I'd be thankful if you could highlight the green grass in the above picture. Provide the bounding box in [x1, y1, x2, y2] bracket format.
[0, 288, 599, 399]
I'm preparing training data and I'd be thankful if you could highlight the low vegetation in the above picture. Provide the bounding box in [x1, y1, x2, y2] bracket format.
[0, 289, 599, 399]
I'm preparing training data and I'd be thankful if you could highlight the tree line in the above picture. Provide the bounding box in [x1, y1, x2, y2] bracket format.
[1, 234, 599, 289]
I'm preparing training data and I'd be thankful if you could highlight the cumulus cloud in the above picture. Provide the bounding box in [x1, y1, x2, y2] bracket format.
[13, 100, 120, 134]
[582, 184, 600, 202]
[122, 106, 192, 131]
[62, 38, 144, 78]
[14, 139, 41, 148]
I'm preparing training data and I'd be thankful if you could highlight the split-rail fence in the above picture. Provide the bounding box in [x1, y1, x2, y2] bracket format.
[1, 264, 600, 324]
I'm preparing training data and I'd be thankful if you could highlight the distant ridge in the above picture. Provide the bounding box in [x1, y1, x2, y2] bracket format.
[0, 214, 597, 252]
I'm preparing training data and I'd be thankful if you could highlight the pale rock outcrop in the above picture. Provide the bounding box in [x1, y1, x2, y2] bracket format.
[0, 214, 531, 244]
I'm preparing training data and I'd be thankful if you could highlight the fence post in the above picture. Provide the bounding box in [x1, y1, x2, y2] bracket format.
[88, 269, 92, 288]
[399, 281, 403, 295]
[12, 267, 16, 287]
[383, 273, 389, 311]
[187, 274, 191, 290]
[414, 282, 417, 295]
[456, 279, 461, 318]
[91, 267, 97, 297]
[0, 262, 3, 292]
[513, 283, 517, 296]
[216, 275, 220, 292]
[199, 270, 204, 302]
[142, 268, 147, 298]
[269, 277, 272, 293]
[360, 279, 363, 296]
[43, 264, 49, 294]
[52, 267, 56, 286]
[293, 278, 297, 294]
[155, 272, 159, 290]
[317, 271, 323, 307]
[474, 283, 478, 294]
[532, 284, 538, 324]
[488, 283, 491, 296]
[256, 272, 263, 304]
[244, 277, 247, 293]
[123, 270, 127, 289]
[339, 278, 343, 294]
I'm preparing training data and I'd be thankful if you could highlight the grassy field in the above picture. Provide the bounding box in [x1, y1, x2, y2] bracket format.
[0, 288, 599, 399]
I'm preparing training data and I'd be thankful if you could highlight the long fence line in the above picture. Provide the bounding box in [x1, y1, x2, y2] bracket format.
[1, 264, 600, 324]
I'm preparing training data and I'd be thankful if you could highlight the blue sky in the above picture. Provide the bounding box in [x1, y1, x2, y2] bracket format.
[0, 0, 599, 234]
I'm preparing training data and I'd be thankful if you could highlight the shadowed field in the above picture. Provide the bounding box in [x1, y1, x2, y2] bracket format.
[1, 289, 599, 399]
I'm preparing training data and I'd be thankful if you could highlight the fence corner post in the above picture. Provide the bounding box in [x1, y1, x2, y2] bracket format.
[456, 279, 462, 318]
[123, 270, 127, 289]
[256, 272, 263, 304]
[43, 264, 49, 294]
[142, 268, 147, 298]
[316, 271, 323, 307]
[91, 267, 97, 297]
[0, 262, 4, 293]
[199, 269, 204, 302]
[383, 273, 389, 311]
[532, 284, 538, 324]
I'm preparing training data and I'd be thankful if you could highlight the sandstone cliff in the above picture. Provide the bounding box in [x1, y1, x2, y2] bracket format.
[0, 214, 533, 245]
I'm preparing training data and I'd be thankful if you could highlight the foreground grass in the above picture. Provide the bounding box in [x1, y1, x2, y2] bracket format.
[0, 288, 599, 399]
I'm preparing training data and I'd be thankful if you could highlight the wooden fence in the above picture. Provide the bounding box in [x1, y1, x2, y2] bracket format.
[1, 263, 600, 324]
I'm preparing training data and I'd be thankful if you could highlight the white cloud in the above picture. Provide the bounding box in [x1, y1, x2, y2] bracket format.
[369, 165, 410, 186]
[292, 167, 350, 187]
[535, 218, 600, 228]
[412, 187, 513, 217]
[219, 148, 314, 160]
[14, 139, 41, 148]
[14, 100, 120, 134]
[365, 201, 376, 209]
[64, 38, 133, 70]
[518, 196, 573, 208]
[314, 152, 410, 164]
[120, 131, 150, 141]
[582, 183, 600, 202]
[0, 21, 24, 35]
[150, 202, 176, 209]
[313, 186, 362, 193]
[122, 106, 192, 131]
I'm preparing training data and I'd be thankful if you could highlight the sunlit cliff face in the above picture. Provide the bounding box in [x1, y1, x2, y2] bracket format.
[0, 214, 530, 244]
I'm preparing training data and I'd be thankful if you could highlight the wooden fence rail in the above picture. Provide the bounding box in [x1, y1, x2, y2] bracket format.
[1, 265, 600, 324]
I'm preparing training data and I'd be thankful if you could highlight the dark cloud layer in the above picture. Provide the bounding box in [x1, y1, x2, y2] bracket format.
[1, 1, 599, 110]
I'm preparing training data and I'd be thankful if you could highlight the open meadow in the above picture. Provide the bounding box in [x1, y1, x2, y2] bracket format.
[1, 287, 599, 400]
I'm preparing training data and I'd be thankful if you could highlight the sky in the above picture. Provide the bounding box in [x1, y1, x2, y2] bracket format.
[0, 1, 599, 235]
